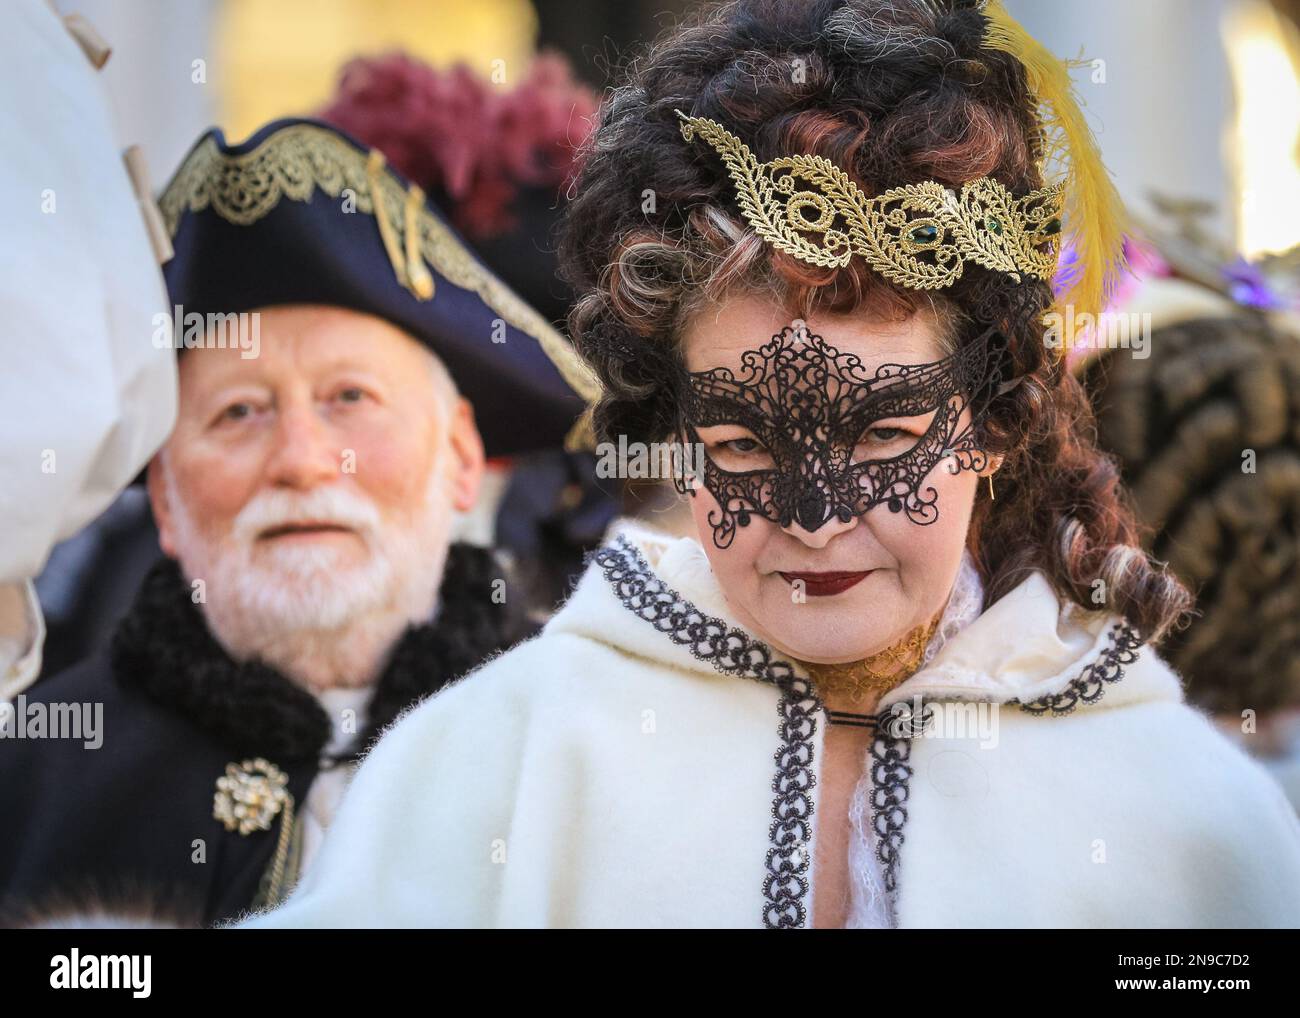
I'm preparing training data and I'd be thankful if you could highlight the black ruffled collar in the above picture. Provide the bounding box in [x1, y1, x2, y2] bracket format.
[110, 543, 533, 765]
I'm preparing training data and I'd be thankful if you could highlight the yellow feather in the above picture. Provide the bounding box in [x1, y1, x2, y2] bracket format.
[982, 1, 1129, 347]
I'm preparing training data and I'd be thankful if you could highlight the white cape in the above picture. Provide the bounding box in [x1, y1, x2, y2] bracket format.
[241, 523, 1300, 928]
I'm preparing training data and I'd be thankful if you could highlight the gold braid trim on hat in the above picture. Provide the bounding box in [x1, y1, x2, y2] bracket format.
[676, 110, 1062, 289]
[159, 123, 601, 451]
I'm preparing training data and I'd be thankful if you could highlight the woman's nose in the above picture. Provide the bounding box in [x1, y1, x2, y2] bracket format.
[779, 510, 858, 549]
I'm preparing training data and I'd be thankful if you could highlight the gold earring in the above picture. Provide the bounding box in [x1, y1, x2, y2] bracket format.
[988, 473, 996, 501]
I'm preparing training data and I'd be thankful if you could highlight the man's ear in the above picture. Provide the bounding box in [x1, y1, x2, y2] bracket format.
[146, 454, 179, 558]
[446, 398, 486, 513]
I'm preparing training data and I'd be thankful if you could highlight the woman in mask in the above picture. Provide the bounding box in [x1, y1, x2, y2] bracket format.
[242, 0, 1300, 929]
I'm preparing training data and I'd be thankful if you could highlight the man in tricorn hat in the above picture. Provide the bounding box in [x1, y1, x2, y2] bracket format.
[0, 117, 598, 926]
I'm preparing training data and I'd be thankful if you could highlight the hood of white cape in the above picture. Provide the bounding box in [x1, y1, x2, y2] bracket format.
[546, 520, 1185, 713]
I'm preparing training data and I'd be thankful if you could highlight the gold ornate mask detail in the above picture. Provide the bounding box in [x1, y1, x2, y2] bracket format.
[676, 109, 1063, 289]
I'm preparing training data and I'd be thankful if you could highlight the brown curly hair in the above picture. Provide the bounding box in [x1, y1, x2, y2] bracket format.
[1085, 311, 1300, 708]
[556, 0, 1194, 643]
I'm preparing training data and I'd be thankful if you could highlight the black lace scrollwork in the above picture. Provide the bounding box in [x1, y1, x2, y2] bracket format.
[592, 536, 822, 928]
[1013, 620, 1145, 715]
[673, 323, 1010, 548]
[868, 714, 915, 896]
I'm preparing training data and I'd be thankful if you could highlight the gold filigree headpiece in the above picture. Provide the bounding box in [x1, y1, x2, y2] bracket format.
[670, 0, 1133, 329]
[676, 109, 1063, 290]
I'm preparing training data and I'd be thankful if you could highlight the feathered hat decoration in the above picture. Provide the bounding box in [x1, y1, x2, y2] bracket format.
[980, 0, 1131, 328]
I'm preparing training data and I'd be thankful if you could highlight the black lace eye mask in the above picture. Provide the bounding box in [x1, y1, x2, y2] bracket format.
[673, 324, 1007, 549]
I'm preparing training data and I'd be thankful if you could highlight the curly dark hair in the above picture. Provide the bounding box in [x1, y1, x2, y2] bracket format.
[556, 0, 1195, 643]
[1085, 311, 1300, 709]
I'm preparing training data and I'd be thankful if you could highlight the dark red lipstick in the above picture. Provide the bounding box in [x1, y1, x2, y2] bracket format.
[778, 570, 874, 597]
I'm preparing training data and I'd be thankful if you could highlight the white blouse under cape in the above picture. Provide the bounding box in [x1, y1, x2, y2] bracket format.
[846, 548, 985, 929]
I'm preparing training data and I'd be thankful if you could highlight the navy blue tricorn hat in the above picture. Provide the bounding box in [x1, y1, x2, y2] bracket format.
[159, 117, 599, 458]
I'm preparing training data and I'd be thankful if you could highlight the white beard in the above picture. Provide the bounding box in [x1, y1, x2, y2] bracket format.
[165, 466, 456, 692]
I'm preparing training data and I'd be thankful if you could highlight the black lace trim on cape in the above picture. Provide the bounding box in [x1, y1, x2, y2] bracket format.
[111, 542, 533, 764]
[593, 536, 1146, 928]
[1012, 620, 1144, 716]
[868, 714, 914, 897]
[593, 535, 841, 928]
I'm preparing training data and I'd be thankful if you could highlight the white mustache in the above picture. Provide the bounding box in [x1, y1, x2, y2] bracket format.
[231, 485, 382, 544]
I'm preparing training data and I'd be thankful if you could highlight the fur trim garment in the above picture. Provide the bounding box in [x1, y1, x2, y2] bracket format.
[111, 542, 533, 763]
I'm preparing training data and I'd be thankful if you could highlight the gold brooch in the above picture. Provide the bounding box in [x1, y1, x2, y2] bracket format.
[213, 758, 291, 836]
[676, 110, 1062, 289]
